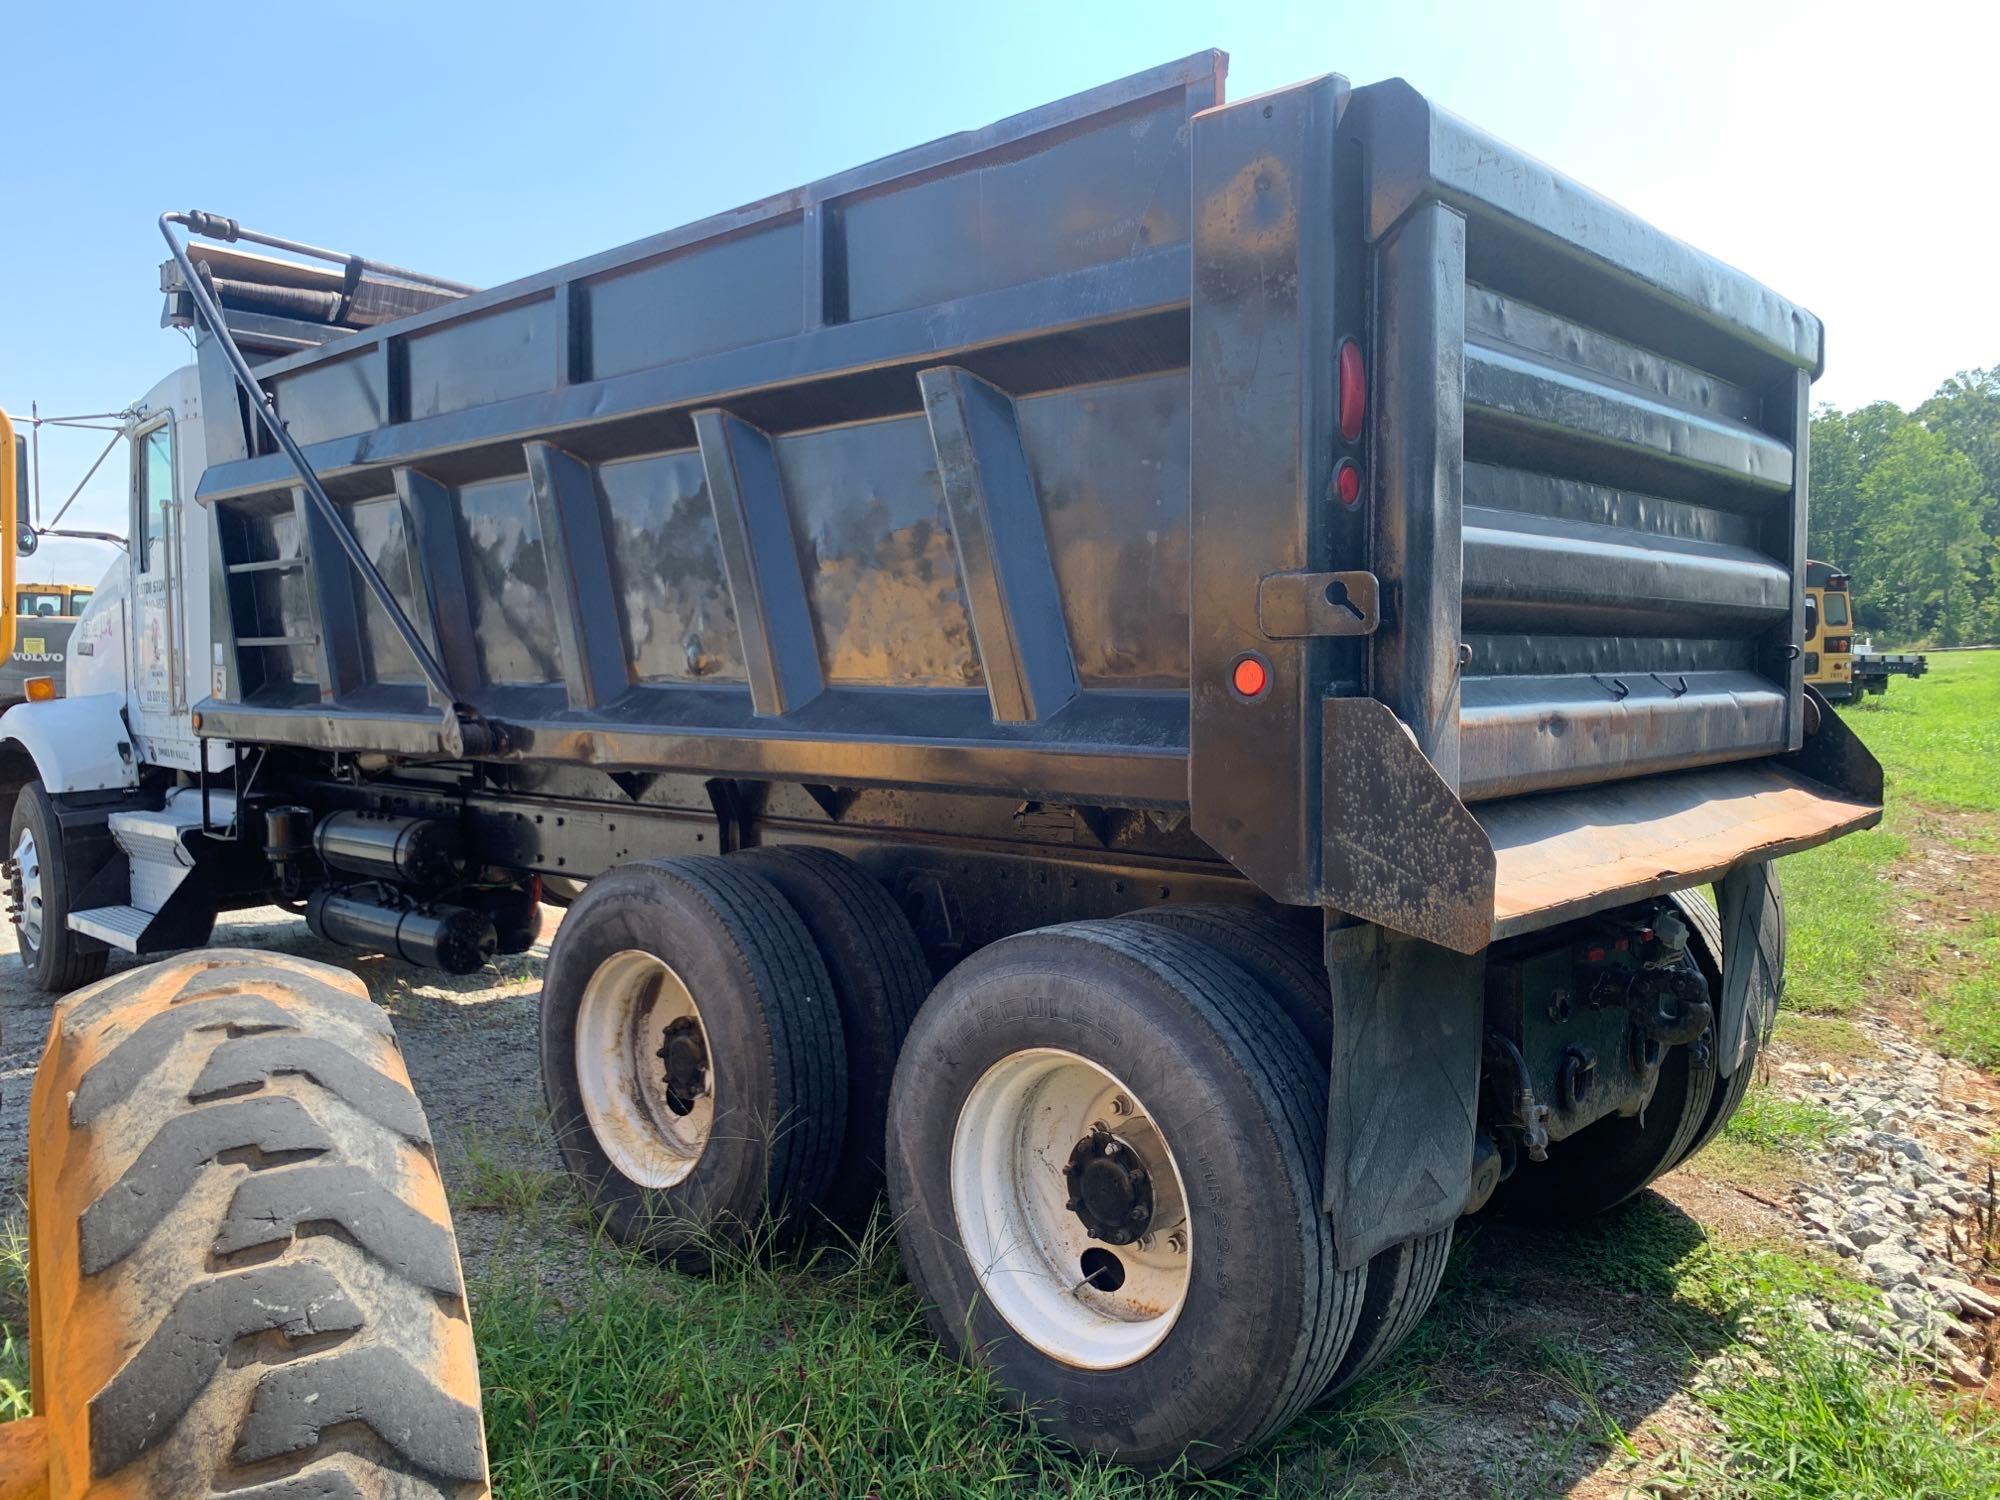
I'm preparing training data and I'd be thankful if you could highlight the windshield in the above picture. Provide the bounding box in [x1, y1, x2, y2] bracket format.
[1822, 590, 1850, 627]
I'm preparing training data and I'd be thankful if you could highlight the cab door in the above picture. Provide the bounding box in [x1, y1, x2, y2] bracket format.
[127, 413, 196, 767]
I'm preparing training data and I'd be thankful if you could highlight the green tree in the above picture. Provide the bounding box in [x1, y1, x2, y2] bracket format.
[1809, 401, 1910, 627]
[1918, 367, 2000, 510]
[1858, 424, 1987, 644]
[1917, 368, 2000, 638]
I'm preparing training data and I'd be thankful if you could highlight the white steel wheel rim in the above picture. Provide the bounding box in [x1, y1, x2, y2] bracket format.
[574, 949, 714, 1189]
[951, 1047, 1192, 1370]
[13, 827, 43, 950]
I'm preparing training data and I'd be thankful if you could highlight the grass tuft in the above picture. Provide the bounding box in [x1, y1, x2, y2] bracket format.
[0, 1212, 29, 1420]
[1926, 911, 2000, 1071]
[1719, 1087, 1842, 1155]
[1666, 1321, 2000, 1499]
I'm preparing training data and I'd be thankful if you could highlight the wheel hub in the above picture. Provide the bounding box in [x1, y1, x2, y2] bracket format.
[658, 1016, 709, 1117]
[1063, 1124, 1153, 1245]
[11, 826, 43, 950]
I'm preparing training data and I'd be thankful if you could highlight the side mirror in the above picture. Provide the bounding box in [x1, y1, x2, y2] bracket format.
[0, 414, 17, 660]
[12, 435, 34, 558]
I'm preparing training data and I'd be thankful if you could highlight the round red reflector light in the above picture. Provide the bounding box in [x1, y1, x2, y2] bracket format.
[1231, 655, 1269, 699]
[1334, 459, 1362, 507]
[1337, 338, 1366, 443]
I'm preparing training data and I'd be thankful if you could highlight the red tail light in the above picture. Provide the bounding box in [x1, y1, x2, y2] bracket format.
[1337, 339, 1366, 443]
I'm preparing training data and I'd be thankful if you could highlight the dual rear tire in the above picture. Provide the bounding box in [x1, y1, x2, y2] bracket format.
[889, 920, 1365, 1469]
[541, 865, 1456, 1472]
[538, 848, 927, 1263]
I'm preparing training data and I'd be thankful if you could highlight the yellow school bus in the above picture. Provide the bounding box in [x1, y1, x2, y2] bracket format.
[1803, 559, 1856, 701]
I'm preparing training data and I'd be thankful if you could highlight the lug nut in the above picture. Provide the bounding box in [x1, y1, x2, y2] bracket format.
[1110, 1093, 1133, 1117]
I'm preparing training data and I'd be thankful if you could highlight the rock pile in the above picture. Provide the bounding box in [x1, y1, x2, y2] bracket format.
[1770, 1024, 1998, 1387]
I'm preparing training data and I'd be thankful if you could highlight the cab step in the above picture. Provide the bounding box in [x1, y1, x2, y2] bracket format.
[65, 905, 153, 950]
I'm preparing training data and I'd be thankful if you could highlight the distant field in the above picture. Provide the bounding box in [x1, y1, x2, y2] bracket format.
[1782, 651, 2000, 1067]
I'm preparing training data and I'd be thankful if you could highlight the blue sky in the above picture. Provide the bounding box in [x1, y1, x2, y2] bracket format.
[3, 0, 1993, 584]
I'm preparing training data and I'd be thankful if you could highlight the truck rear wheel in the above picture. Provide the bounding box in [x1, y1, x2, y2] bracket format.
[728, 845, 927, 1233]
[887, 920, 1363, 1471]
[9, 779, 107, 993]
[26, 949, 488, 1497]
[1116, 903, 1449, 1398]
[1119, 904, 1330, 1061]
[1489, 1015, 1715, 1221]
[1669, 876, 1784, 1170]
[540, 857, 847, 1265]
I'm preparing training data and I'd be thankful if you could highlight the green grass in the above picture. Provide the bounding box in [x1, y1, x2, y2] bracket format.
[1719, 1087, 1842, 1155]
[1778, 822, 1906, 1017]
[1541, 1208, 2000, 1499]
[1668, 1324, 2000, 1499]
[1794, 652, 2000, 1069]
[1697, 1086, 1845, 1189]
[1837, 653, 2000, 814]
[1928, 911, 2000, 1071]
[471, 1220, 1417, 1499]
[1769, 1011, 1878, 1064]
[0, 1214, 26, 1423]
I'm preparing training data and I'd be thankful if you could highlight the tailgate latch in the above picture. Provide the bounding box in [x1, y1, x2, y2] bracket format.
[1257, 570, 1381, 638]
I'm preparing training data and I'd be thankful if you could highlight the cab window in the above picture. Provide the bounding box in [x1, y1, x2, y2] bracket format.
[67, 589, 92, 613]
[15, 590, 63, 617]
[1822, 590, 1850, 628]
[135, 421, 174, 574]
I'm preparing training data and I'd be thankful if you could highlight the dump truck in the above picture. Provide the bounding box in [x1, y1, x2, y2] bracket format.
[0, 52, 1880, 1493]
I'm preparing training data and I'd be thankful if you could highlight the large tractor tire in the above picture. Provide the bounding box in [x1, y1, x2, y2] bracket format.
[888, 920, 1364, 1472]
[8, 781, 108, 994]
[25, 950, 488, 1498]
[540, 857, 847, 1267]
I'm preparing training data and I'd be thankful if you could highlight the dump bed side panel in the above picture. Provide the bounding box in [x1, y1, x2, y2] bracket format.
[195, 55, 1225, 806]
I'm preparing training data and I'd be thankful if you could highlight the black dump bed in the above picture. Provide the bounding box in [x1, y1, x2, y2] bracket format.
[188, 51, 1879, 951]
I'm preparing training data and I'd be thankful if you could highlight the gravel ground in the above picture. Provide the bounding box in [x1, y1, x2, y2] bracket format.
[1780, 1020, 2000, 1386]
[0, 902, 567, 1283]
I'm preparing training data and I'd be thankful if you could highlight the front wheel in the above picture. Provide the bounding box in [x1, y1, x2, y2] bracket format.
[888, 921, 1364, 1472]
[8, 779, 107, 993]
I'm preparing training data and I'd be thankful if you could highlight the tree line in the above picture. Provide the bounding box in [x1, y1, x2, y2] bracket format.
[1810, 367, 1999, 646]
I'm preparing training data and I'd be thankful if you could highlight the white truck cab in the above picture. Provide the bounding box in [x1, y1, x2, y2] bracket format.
[0, 366, 238, 986]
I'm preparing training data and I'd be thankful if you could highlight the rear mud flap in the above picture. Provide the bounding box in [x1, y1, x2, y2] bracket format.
[1718, 860, 1783, 1076]
[1323, 924, 1482, 1270]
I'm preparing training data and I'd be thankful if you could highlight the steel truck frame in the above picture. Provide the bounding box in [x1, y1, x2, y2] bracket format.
[0, 50, 1880, 1489]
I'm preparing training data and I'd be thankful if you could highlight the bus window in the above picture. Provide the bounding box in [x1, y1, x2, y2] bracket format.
[1822, 591, 1850, 628]
[1804, 593, 1818, 640]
